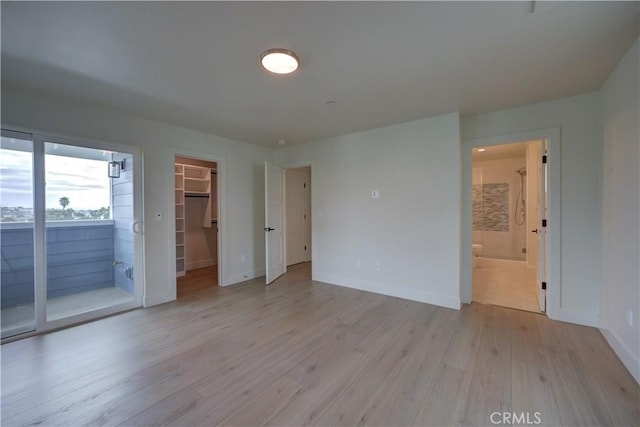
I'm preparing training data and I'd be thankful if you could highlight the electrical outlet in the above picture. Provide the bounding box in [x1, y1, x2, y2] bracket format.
[374, 261, 381, 271]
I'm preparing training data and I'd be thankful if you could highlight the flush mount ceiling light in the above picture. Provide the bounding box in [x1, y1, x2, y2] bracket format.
[260, 49, 299, 74]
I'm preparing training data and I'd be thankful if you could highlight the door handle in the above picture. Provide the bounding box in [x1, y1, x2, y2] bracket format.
[264, 227, 275, 232]
[531, 229, 538, 234]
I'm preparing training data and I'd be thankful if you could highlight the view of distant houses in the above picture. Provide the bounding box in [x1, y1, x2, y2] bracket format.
[0, 206, 110, 222]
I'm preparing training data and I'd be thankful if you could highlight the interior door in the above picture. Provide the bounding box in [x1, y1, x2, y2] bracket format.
[536, 139, 549, 312]
[265, 162, 286, 284]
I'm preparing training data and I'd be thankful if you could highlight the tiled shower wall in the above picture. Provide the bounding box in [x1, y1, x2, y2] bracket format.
[473, 156, 527, 260]
[473, 183, 510, 232]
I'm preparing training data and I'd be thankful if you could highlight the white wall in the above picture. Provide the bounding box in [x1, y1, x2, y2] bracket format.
[275, 113, 462, 309]
[600, 37, 639, 383]
[1, 85, 271, 306]
[462, 92, 602, 326]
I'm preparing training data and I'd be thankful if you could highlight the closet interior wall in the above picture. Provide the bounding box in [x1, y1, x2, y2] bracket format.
[174, 156, 218, 278]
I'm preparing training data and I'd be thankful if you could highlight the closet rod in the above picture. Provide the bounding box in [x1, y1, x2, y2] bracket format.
[185, 193, 210, 198]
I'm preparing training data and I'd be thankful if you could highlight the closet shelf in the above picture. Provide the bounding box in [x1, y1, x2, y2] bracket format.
[185, 192, 210, 198]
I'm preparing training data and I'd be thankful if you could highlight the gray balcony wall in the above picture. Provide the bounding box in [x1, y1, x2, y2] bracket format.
[112, 153, 135, 295]
[1, 221, 115, 308]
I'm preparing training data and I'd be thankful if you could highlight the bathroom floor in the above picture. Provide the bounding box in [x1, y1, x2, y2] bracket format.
[472, 257, 541, 312]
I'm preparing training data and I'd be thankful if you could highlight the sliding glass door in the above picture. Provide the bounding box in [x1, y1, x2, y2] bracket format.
[1, 131, 36, 338]
[1, 130, 142, 338]
[43, 142, 137, 322]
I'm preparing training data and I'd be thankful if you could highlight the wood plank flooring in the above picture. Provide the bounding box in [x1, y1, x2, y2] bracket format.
[2, 262, 638, 426]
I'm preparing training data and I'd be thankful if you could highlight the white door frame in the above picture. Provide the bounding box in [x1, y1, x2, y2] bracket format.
[1, 125, 145, 339]
[170, 150, 226, 293]
[536, 139, 549, 312]
[461, 128, 560, 320]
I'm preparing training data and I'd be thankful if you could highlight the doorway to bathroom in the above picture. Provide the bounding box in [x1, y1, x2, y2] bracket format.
[471, 139, 547, 313]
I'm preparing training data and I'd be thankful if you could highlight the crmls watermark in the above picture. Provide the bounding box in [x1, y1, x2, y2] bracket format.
[490, 412, 542, 425]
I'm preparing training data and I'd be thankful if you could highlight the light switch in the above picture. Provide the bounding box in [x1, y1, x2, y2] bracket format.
[371, 190, 380, 199]
[154, 212, 162, 221]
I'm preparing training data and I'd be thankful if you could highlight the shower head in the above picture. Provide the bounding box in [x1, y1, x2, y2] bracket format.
[515, 167, 526, 176]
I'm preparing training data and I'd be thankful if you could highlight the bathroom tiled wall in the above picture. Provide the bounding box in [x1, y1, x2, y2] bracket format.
[473, 183, 510, 232]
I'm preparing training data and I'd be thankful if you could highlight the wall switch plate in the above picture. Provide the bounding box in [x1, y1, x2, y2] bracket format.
[627, 310, 634, 327]
[371, 190, 380, 199]
[374, 261, 381, 271]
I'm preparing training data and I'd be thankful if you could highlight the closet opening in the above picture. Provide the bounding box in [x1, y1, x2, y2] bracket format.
[174, 156, 219, 298]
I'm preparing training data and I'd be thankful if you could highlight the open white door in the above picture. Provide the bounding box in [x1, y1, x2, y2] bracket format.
[265, 162, 286, 284]
[536, 140, 549, 312]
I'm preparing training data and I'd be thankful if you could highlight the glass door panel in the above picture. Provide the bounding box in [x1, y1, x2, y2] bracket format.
[44, 142, 134, 321]
[1, 132, 36, 338]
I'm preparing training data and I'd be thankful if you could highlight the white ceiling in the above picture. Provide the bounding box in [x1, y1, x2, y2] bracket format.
[1, 2, 638, 147]
[472, 140, 533, 162]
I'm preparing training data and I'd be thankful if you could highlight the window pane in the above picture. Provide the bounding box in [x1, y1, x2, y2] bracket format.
[1, 133, 35, 338]
[44, 142, 134, 321]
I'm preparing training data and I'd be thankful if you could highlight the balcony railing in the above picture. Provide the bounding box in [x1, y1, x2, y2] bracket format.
[1, 220, 124, 308]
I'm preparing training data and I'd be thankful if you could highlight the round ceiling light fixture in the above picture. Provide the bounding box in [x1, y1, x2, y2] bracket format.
[260, 49, 299, 74]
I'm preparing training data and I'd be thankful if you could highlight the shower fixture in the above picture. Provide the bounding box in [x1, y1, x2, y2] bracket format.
[515, 167, 526, 225]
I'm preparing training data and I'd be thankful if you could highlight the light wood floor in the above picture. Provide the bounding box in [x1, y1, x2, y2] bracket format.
[2, 262, 638, 426]
[177, 265, 219, 299]
[473, 257, 541, 313]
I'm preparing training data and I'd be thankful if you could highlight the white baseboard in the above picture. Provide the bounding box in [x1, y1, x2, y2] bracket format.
[143, 289, 174, 307]
[314, 272, 461, 310]
[599, 322, 640, 385]
[187, 259, 215, 271]
[223, 268, 266, 287]
[553, 307, 599, 327]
